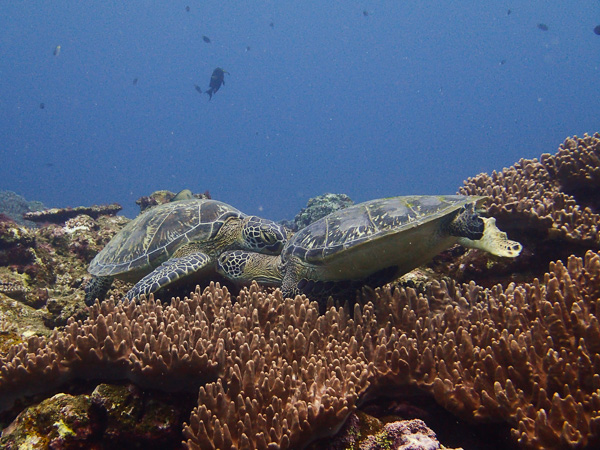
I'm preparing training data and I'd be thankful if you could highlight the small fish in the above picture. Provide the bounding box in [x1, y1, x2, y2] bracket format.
[246, 46, 251, 52]
[171, 189, 194, 202]
[39, 103, 45, 109]
[133, 78, 138, 85]
[202, 35, 211, 43]
[269, 21, 274, 28]
[363, 10, 369, 16]
[537, 23, 549, 31]
[507, 9, 511, 15]
[194, 84, 202, 94]
[205, 67, 229, 101]
[186, 5, 190, 12]
[594, 25, 600, 36]
[500, 59, 506, 65]
[53, 45, 61, 56]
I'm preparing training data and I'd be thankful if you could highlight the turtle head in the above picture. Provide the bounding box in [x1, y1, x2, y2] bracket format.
[217, 250, 283, 286]
[240, 216, 288, 254]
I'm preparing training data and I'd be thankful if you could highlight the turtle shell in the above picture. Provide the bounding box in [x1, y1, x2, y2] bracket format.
[284, 195, 484, 266]
[88, 199, 244, 278]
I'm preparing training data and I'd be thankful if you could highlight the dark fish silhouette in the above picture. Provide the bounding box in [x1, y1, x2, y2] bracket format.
[363, 10, 369, 16]
[202, 35, 211, 43]
[133, 78, 138, 85]
[594, 25, 600, 36]
[194, 84, 202, 94]
[500, 59, 506, 65]
[537, 23, 549, 31]
[246, 46, 251, 51]
[186, 6, 190, 12]
[39, 103, 45, 109]
[269, 21, 274, 28]
[507, 9, 511, 15]
[205, 67, 229, 100]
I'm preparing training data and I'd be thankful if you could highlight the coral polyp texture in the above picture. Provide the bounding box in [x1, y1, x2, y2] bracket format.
[366, 249, 600, 449]
[460, 133, 600, 247]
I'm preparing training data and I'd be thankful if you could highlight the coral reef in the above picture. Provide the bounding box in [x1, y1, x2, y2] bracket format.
[0, 133, 600, 448]
[365, 249, 600, 449]
[0, 191, 45, 227]
[136, 189, 211, 214]
[294, 193, 354, 230]
[320, 411, 462, 450]
[0, 283, 371, 449]
[0, 383, 182, 448]
[454, 133, 600, 284]
[23, 203, 122, 225]
[1, 249, 599, 449]
[0, 213, 129, 329]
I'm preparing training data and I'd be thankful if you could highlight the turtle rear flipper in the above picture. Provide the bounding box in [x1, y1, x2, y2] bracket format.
[84, 276, 114, 305]
[458, 217, 522, 258]
[125, 252, 211, 301]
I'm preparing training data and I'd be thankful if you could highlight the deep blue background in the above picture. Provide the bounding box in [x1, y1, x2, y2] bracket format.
[1, 1, 599, 220]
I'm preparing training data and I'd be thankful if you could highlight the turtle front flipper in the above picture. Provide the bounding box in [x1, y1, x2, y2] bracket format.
[217, 250, 283, 286]
[125, 252, 211, 301]
[84, 276, 114, 305]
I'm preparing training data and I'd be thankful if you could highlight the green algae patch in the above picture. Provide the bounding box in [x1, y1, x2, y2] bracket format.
[0, 393, 95, 448]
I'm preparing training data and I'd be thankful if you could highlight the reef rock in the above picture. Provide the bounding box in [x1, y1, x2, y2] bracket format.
[0, 212, 129, 329]
[135, 189, 211, 214]
[0, 383, 182, 449]
[294, 193, 354, 230]
[320, 411, 463, 450]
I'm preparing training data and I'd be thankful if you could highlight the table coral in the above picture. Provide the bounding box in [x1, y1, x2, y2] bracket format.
[23, 203, 122, 225]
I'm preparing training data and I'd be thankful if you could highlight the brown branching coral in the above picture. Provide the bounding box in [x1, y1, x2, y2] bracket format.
[183, 289, 370, 449]
[448, 133, 600, 285]
[459, 133, 600, 247]
[0, 282, 372, 449]
[366, 249, 600, 449]
[3, 249, 600, 449]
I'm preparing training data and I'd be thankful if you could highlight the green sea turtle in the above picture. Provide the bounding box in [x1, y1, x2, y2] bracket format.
[217, 195, 522, 299]
[84, 198, 288, 305]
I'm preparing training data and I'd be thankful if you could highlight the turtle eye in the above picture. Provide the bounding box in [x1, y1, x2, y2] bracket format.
[260, 229, 277, 245]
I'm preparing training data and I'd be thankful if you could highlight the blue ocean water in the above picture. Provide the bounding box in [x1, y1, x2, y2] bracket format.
[1, 1, 599, 221]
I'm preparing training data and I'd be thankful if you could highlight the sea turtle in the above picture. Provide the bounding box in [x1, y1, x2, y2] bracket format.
[216, 195, 522, 299]
[84, 198, 288, 305]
